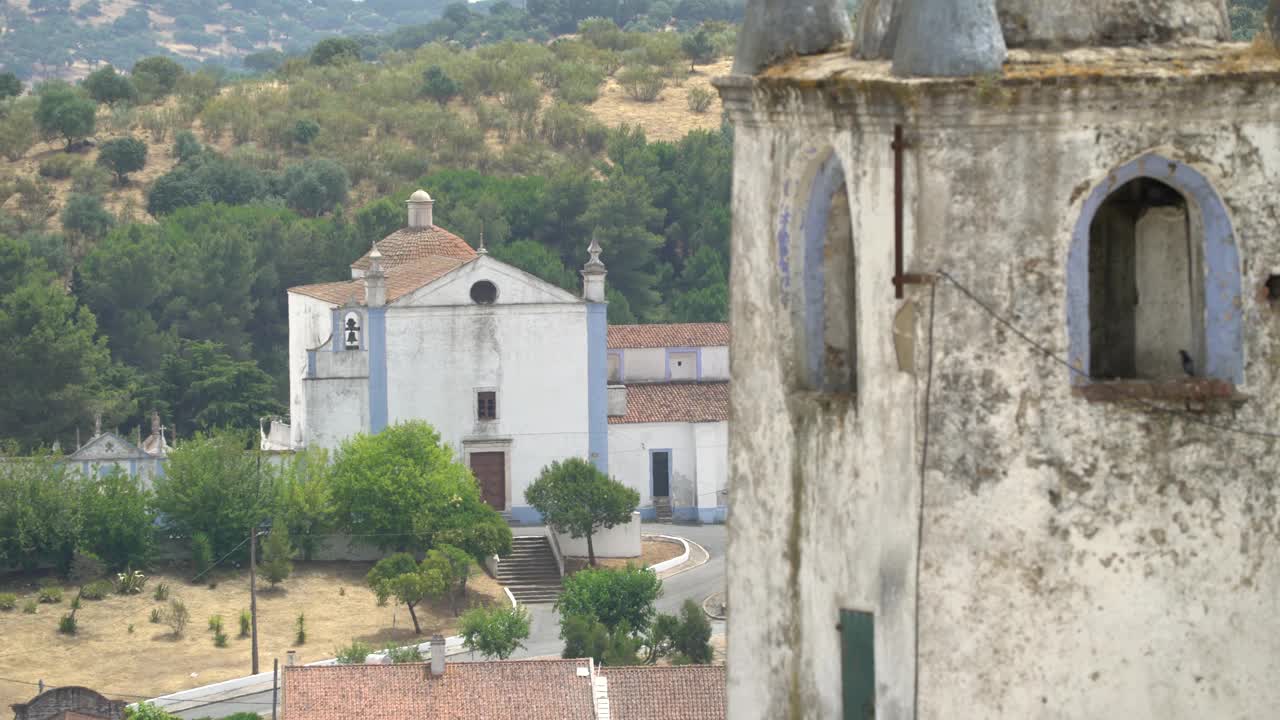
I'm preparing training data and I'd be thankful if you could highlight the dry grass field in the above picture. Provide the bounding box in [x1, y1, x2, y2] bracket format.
[587, 59, 732, 142]
[0, 562, 505, 710]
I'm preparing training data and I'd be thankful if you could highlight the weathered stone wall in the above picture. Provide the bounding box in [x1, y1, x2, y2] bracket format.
[719, 53, 1280, 720]
[11, 687, 125, 720]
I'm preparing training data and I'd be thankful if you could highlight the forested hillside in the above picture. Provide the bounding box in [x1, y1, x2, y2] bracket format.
[0, 0, 744, 81]
[0, 16, 736, 450]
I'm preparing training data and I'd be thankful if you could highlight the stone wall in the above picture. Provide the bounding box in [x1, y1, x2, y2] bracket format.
[11, 687, 125, 720]
[719, 47, 1280, 720]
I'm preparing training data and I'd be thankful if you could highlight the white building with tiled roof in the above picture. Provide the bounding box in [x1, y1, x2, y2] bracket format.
[273, 190, 728, 524]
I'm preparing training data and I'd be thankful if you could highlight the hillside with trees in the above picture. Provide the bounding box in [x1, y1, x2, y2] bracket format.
[0, 0, 744, 82]
[0, 17, 735, 450]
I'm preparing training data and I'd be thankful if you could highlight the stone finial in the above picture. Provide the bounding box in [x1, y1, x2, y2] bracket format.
[151, 410, 161, 436]
[365, 241, 387, 308]
[477, 223, 488, 255]
[582, 234, 607, 303]
[732, 0, 852, 76]
[892, 0, 1006, 77]
[93, 412, 102, 438]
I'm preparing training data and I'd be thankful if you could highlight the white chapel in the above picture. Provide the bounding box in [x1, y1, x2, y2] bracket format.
[267, 190, 728, 523]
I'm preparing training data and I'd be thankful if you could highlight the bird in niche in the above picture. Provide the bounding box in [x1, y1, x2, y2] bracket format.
[1179, 350, 1196, 377]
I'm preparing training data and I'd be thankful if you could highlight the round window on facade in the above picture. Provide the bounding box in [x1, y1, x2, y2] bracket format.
[470, 280, 498, 304]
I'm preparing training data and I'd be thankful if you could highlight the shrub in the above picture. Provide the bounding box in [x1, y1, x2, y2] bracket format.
[0, 593, 16, 610]
[239, 609, 251, 637]
[213, 629, 228, 647]
[334, 640, 372, 664]
[384, 644, 422, 664]
[39, 154, 82, 179]
[292, 119, 320, 146]
[149, 607, 163, 623]
[618, 66, 664, 102]
[686, 86, 715, 113]
[96, 136, 148, 183]
[191, 532, 214, 579]
[22, 600, 37, 614]
[58, 613, 77, 635]
[39, 587, 63, 604]
[261, 520, 294, 588]
[83, 65, 137, 106]
[128, 623, 134, 634]
[208, 614, 223, 632]
[115, 570, 147, 595]
[70, 163, 112, 195]
[153, 582, 170, 601]
[173, 130, 202, 162]
[556, 566, 661, 632]
[166, 599, 190, 636]
[61, 193, 114, 240]
[460, 605, 531, 660]
[294, 612, 306, 645]
[80, 580, 113, 600]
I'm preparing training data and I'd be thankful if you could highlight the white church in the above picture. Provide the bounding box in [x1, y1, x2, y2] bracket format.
[266, 190, 729, 524]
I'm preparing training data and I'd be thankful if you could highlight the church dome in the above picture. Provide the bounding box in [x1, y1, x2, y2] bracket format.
[409, 189, 433, 202]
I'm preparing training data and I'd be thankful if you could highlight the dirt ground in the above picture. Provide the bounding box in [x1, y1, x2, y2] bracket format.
[587, 59, 732, 142]
[564, 537, 685, 574]
[0, 561, 505, 709]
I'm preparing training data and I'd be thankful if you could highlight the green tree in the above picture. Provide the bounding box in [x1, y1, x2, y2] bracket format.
[173, 130, 202, 162]
[460, 604, 530, 660]
[0, 246, 115, 448]
[680, 26, 716, 70]
[125, 703, 181, 720]
[366, 552, 449, 634]
[329, 421, 510, 554]
[260, 518, 293, 588]
[244, 50, 285, 73]
[131, 57, 185, 100]
[556, 565, 662, 633]
[0, 99, 37, 161]
[83, 65, 137, 106]
[525, 458, 639, 566]
[291, 119, 320, 146]
[34, 82, 96, 150]
[0, 72, 21, 100]
[560, 613, 608, 663]
[157, 341, 281, 437]
[423, 543, 472, 615]
[664, 599, 712, 663]
[153, 430, 275, 561]
[420, 66, 460, 106]
[583, 175, 664, 319]
[0, 455, 83, 573]
[491, 239, 577, 291]
[279, 158, 348, 217]
[79, 467, 155, 570]
[61, 193, 114, 240]
[310, 37, 361, 66]
[96, 136, 148, 184]
[275, 447, 333, 561]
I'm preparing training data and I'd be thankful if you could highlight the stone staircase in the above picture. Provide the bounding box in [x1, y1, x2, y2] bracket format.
[653, 496, 673, 523]
[495, 536, 562, 604]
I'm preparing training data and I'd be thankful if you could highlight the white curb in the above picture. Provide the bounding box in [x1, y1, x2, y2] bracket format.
[645, 534, 690, 573]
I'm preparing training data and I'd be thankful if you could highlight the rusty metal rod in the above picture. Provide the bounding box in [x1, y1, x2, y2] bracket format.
[893, 124, 905, 299]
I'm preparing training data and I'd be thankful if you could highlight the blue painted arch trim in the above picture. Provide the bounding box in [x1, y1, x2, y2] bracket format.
[802, 152, 850, 389]
[1066, 154, 1243, 385]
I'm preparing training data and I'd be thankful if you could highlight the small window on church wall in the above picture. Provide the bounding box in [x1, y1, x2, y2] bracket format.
[477, 391, 497, 421]
[1088, 177, 1204, 380]
[819, 182, 856, 392]
[343, 312, 361, 350]
[470, 280, 498, 304]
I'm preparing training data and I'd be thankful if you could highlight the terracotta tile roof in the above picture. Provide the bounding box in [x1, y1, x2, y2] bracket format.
[290, 255, 467, 305]
[351, 226, 476, 272]
[601, 665, 726, 720]
[608, 323, 729, 349]
[282, 659, 595, 720]
[609, 382, 728, 425]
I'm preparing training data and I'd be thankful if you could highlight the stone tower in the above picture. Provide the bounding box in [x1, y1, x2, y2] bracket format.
[717, 1, 1280, 718]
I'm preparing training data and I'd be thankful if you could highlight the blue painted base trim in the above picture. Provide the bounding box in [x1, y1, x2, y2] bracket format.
[698, 507, 728, 524]
[508, 506, 543, 525]
[673, 506, 698, 522]
[639, 507, 657, 521]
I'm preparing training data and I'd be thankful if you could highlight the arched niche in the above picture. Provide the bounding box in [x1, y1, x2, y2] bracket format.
[1067, 154, 1242, 385]
[800, 152, 857, 393]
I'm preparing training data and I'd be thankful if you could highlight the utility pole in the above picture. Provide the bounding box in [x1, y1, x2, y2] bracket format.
[251, 524, 260, 675]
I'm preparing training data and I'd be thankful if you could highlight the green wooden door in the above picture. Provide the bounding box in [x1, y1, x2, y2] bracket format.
[840, 609, 875, 720]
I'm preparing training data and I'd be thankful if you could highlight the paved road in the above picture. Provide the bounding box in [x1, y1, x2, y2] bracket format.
[169, 524, 726, 719]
